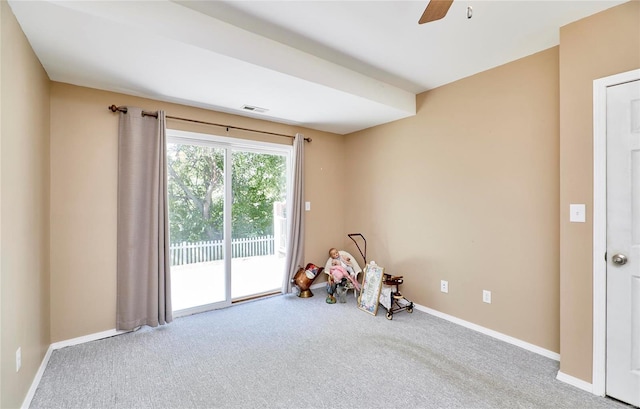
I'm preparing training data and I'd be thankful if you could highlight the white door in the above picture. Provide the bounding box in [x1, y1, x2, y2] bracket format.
[606, 78, 640, 407]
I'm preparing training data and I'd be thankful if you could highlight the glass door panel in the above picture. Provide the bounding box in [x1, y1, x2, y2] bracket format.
[231, 150, 287, 299]
[167, 142, 227, 311]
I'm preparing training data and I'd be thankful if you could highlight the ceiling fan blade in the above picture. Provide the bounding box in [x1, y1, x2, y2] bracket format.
[419, 0, 454, 24]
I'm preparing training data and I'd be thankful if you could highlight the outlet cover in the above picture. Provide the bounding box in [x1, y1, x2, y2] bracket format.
[16, 347, 21, 372]
[440, 280, 449, 293]
[483, 290, 492, 304]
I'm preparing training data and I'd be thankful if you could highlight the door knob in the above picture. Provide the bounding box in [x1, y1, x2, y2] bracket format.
[612, 253, 628, 266]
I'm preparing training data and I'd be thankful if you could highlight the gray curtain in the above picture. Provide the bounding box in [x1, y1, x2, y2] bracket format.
[116, 107, 172, 330]
[282, 133, 305, 293]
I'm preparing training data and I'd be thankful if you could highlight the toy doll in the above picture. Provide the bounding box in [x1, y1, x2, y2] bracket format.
[326, 248, 360, 303]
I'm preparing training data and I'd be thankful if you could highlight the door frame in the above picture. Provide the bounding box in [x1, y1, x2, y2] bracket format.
[592, 68, 640, 396]
[166, 129, 292, 316]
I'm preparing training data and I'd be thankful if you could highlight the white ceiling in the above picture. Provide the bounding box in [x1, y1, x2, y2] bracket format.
[8, 0, 626, 135]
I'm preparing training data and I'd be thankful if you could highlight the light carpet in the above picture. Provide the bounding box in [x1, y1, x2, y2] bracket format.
[30, 293, 633, 409]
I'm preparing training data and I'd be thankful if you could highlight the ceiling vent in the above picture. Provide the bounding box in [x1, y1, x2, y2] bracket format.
[241, 105, 269, 113]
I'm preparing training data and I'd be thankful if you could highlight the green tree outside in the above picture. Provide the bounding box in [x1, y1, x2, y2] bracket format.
[167, 143, 286, 244]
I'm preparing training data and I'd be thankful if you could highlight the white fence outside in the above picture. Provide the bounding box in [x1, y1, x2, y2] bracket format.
[170, 236, 275, 266]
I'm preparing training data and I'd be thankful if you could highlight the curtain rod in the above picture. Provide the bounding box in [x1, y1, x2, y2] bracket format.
[108, 105, 311, 142]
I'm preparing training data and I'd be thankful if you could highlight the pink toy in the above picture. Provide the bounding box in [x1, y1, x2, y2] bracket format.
[330, 265, 361, 291]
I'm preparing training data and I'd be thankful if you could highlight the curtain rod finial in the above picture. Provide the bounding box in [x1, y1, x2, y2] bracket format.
[109, 105, 128, 114]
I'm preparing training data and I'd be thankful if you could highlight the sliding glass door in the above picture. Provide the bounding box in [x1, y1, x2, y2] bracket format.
[166, 142, 226, 311]
[230, 150, 287, 299]
[167, 130, 290, 314]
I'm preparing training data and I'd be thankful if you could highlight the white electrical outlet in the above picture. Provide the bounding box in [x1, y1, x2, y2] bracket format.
[483, 290, 492, 304]
[440, 280, 449, 293]
[16, 347, 21, 372]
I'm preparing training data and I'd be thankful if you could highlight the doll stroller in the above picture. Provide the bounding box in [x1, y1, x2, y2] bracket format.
[379, 274, 414, 320]
[348, 234, 414, 320]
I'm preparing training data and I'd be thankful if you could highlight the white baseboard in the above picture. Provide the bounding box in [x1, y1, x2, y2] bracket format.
[414, 304, 607, 397]
[287, 281, 325, 295]
[556, 371, 595, 394]
[50, 328, 130, 350]
[20, 345, 53, 409]
[310, 281, 327, 290]
[21, 329, 129, 409]
[413, 303, 561, 361]
[24, 299, 586, 409]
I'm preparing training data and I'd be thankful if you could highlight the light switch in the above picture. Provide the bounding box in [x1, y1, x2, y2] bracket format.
[305, 201, 311, 211]
[570, 204, 586, 223]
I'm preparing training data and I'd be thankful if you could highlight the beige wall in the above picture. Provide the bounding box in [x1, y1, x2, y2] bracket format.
[345, 48, 561, 352]
[0, 1, 51, 408]
[344, 0, 640, 385]
[2, 1, 638, 406]
[559, 1, 640, 382]
[49, 83, 347, 342]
